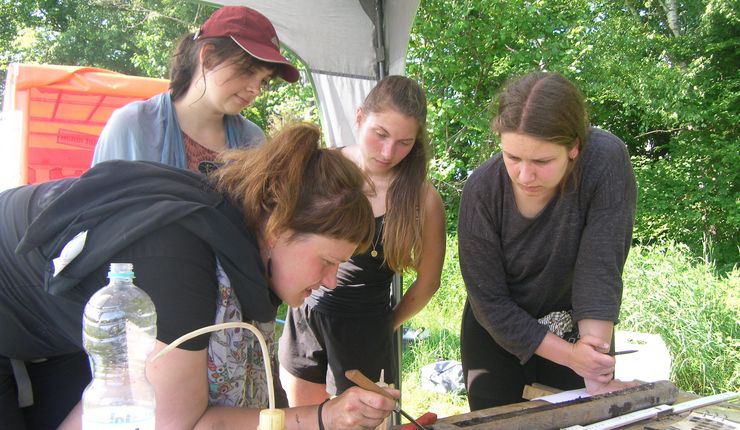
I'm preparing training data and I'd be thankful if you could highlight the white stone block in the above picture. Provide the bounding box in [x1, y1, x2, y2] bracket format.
[615, 331, 672, 382]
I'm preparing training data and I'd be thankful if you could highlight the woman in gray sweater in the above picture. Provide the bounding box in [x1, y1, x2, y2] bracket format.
[458, 72, 638, 409]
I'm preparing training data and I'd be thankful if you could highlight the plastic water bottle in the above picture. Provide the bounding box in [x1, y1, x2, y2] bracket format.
[82, 263, 157, 429]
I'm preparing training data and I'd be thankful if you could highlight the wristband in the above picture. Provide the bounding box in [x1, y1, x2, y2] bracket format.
[317, 398, 330, 430]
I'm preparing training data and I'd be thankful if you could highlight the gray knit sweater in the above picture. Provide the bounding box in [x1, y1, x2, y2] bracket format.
[458, 128, 636, 363]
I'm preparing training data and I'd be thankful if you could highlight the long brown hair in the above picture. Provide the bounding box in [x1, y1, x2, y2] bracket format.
[169, 35, 277, 102]
[491, 71, 589, 189]
[361, 75, 430, 272]
[212, 122, 374, 249]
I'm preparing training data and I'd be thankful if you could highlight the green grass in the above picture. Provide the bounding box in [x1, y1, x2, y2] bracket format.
[398, 236, 739, 418]
[619, 242, 739, 395]
[399, 234, 469, 418]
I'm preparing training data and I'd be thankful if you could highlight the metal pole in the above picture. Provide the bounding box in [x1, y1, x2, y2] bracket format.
[391, 272, 402, 426]
[374, 0, 386, 79]
[374, 2, 395, 423]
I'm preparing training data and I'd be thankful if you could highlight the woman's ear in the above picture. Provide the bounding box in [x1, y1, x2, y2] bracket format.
[198, 44, 212, 70]
[263, 231, 278, 250]
[569, 138, 581, 160]
[355, 107, 365, 128]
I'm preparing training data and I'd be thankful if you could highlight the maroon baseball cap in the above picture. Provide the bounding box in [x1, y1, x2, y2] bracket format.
[196, 6, 299, 83]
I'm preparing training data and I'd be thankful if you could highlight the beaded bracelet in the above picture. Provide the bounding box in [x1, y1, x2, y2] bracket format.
[317, 397, 330, 430]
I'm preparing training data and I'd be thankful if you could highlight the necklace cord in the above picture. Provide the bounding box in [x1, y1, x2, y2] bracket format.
[370, 218, 384, 258]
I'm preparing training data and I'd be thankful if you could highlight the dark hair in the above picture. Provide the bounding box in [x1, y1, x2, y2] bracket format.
[360, 75, 430, 272]
[491, 71, 589, 187]
[169, 34, 278, 102]
[212, 122, 374, 251]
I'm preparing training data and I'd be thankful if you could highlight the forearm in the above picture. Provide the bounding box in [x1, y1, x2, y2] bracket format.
[194, 405, 320, 430]
[61, 399, 324, 430]
[392, 278, 439, 330]
[578, 319, 613, 346]
[534, 319, 613, 364]
[192, 406, 258, 430]
[392, 185, 445, 330]
[534, 319, 616, 392]
[534, 331, 577, 367]
[578, 319, 614, 391]
[196, 387, 398, 430]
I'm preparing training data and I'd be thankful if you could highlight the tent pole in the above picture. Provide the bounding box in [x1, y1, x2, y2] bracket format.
[374, 0, 387, 79]
[376, 2, 399, 424]
[391, 273, 402, 426]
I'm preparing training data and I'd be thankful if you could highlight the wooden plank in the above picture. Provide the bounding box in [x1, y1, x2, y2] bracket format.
[522, 383, 561, 400]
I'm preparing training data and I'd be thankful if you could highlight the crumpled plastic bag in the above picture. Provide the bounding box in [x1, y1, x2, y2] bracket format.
[420, 360, 465, 394]
[402, 327, 430, 346]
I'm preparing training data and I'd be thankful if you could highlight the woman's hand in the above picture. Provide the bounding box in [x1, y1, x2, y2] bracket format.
[322, 386, 398, 430]
[568, 334, 616, 384]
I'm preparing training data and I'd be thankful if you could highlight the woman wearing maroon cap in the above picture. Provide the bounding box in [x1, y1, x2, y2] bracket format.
[92, 6, 300, 172]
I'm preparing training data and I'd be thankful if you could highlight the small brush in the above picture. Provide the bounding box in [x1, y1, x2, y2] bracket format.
[345, 369, 429, 430]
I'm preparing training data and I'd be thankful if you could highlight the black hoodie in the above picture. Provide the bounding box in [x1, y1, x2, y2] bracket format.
[11, 160, 278, 324]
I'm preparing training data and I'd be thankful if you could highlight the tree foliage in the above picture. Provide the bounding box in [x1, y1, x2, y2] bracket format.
[0, 0, 214, 88]
[1, 0, 737, 267]
[407, 0, 738, 268]
[0, 0, 315, 130]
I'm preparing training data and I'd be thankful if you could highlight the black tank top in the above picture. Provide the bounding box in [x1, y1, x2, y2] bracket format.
[306, 215, 394, 317]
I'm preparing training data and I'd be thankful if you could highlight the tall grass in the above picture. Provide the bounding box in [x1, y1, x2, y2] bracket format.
[620, 242, 739, 395]
[400, 234, 469, 417]
[399, 236, 738, 417]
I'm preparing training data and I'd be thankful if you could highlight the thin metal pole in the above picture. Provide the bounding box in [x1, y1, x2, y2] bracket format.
[374, 0, 386, 79]
[391, 272, 402, 426]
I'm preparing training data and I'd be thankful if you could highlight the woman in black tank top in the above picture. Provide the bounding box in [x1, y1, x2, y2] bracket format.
[279, 76, 447, 405]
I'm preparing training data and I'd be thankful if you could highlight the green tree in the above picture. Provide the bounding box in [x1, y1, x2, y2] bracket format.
[0, 0, 215, 91]
[0, 0, 316, 133]
[3, 0, 736, 267]
[408, 0, 738, 268]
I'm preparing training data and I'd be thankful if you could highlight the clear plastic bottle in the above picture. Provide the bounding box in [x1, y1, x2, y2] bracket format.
[82, 263, 157, 429]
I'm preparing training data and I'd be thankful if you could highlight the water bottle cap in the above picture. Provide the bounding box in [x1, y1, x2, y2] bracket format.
[108, 262, 135, 279]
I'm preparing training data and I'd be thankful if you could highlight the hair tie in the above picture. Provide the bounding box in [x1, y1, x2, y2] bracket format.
[317, 397, 330, 430]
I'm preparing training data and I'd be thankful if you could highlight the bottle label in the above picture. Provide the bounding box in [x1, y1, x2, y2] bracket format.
[83, 406, 155, 430]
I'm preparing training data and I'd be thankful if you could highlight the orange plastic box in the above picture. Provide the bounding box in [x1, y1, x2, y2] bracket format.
[1, 63, 168, 188]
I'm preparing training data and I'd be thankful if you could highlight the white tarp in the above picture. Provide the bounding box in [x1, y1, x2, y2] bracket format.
[208, 0, 420, 147]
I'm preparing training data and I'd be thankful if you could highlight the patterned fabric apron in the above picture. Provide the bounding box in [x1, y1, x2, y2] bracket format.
[207, 258, 278, 408]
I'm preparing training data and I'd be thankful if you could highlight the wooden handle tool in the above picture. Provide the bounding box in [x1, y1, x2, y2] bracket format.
[345, 369, 429, 430]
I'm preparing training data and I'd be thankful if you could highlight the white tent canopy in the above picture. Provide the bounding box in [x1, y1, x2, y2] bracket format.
[209, 0, 420, 147]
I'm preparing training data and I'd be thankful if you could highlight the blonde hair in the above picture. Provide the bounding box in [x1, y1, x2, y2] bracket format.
[212, 122, 374, 249]
[361, 76, 430, 272]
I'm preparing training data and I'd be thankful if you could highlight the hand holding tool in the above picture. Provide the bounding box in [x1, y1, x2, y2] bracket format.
[345, 369, 429, 430]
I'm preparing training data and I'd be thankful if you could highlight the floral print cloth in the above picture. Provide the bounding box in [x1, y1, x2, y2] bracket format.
[207, 258, 278, 408]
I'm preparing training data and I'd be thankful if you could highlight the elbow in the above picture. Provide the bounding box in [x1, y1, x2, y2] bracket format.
[429, 279, 442, 295]
[413, 276, 441, 298]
